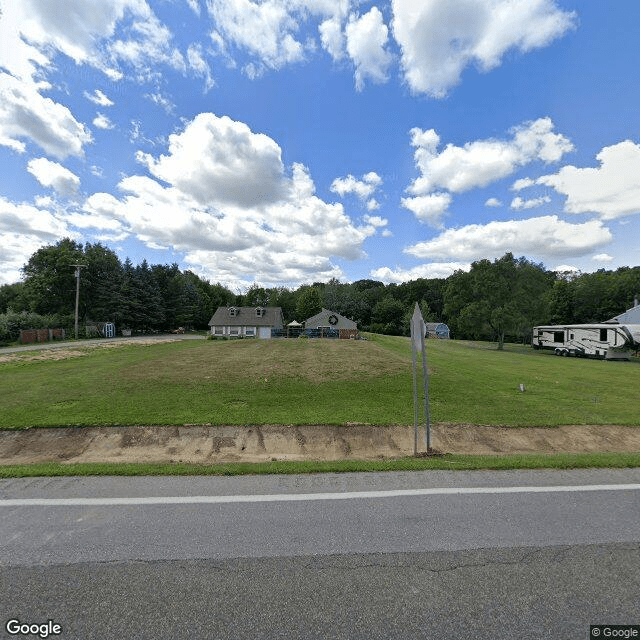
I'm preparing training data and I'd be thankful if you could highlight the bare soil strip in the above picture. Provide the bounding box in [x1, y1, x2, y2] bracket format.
[0, 423, 638, 466]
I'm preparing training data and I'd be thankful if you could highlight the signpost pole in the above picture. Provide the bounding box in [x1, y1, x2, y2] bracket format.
[411, 333, 419, 456]
[419, 321, 431, 451]
[410, 303, 432, 454]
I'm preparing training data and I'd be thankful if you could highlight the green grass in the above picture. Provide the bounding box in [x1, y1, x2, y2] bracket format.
[1, 451, 639, 478]
[1, 335, 640, 429]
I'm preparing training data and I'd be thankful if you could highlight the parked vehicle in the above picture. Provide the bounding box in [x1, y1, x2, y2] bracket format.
[532, 324, 640, 359]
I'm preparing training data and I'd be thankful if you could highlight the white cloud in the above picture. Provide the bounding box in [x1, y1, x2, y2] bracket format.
[512, 177, 535, 191]
[84, 89, 115, 107]
[83, 112, 374, 287]
[331, 171, 384, 213]
[371, 262, 471, 283]
[145, 92, 176, 115]
[137, 113, 288, 207]
[206, 0, 358, 79]
[331, 171, 382, 200]
[93, 113, 115, 130]
[4, 0, 193, 87]
[319, 15, 345, 60]
[407, 117, 573, 197]
[186, 0, 201, 16]
[14, 0, 183, 80]
[345, 7, 393, 91]
[187, 43, 215, 91]
[0, 197, 74, 283]
[206, 0, 306, 75]
[391, 0, 576, 97]
[485, 197, 502, 207]
[363, 214, 388, 228]
[510, 195, 551, 210]
[538, 140, 640, 220]
[551, 264, 580, 274]
[405, 215, 612, 262]
[401, 193, 451, 227]
[592, 253, 613, 263]
[27, 158, 81, 196]
[0, 73, 93, 159]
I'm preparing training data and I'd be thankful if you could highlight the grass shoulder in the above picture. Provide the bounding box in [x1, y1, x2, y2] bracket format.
[1, 451, 639, 478]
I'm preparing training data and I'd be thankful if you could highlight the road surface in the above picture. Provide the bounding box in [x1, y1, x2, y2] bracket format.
[1, 469, 639, 639]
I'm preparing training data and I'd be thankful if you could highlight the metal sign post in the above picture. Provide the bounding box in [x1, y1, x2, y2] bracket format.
[410, 303, 432, 453]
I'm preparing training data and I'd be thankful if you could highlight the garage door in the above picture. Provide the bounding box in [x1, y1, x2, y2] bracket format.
[258, 326, 271, 339]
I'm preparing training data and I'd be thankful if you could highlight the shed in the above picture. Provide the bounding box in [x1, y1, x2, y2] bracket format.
[425, 322, 450, 339]
[304, 308, 358, 339]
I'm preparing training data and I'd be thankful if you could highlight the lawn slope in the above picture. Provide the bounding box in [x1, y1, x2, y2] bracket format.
[0, 335, 639, 429]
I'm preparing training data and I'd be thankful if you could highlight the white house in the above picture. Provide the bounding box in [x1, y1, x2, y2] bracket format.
[208, 306, 284, 339]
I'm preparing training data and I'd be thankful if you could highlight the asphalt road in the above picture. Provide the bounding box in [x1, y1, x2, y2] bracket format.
[1, 469, 639, 639]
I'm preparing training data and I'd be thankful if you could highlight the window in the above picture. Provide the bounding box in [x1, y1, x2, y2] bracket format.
[214, 327, 223, 335]
[230, 327, 239, 335]
[256, 307, 265, 317]
[600, 328, 608, 342]
[553, 331, 564, 343]
[229, 307, 237, 317]
[246, 328, 255, 336]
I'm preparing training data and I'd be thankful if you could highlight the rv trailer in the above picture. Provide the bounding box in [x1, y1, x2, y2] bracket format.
[532, 323, 640, 360]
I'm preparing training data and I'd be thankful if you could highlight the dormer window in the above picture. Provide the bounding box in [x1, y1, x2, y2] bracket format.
[256, 307, 265, 317]
[229, 307, 237, 317]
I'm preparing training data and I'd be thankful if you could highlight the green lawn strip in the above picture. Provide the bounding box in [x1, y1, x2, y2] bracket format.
[1, 451, 639, 478]
[2, 336, 640, 429]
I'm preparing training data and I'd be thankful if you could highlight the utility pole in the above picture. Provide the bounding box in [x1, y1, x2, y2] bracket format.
[72, 264, 86, 339]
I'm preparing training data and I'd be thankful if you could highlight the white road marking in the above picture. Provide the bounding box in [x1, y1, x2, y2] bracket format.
[1, 484, 639, 507]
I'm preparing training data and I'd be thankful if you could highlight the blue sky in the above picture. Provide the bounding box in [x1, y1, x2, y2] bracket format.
[1, 0, 640, 289]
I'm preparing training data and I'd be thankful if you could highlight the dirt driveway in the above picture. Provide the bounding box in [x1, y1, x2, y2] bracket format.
[1, 423, 639, 466]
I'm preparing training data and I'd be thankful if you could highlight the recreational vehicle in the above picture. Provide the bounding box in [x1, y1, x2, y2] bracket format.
[532, 324, 640, 360]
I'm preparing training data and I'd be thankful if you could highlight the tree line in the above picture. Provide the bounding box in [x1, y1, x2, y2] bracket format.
[1, 238, 639, 347]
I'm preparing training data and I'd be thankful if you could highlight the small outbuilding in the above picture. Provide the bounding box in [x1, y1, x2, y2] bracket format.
[425, 322, 450, 339]
[208, 306, 284, 339]
[304, 308, 358, 339]
[287, 320, 303, 338]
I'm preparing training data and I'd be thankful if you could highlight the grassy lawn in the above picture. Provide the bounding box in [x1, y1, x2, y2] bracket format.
[1, 452, 640, 478]
[1, 335, 639, 429]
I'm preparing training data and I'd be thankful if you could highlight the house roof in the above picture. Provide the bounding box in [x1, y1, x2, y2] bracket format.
[607, 304, 640, 324]
[208, 306, 284, 327]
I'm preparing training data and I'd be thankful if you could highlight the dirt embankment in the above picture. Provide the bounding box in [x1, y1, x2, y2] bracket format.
[0, 423, 639, 466]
